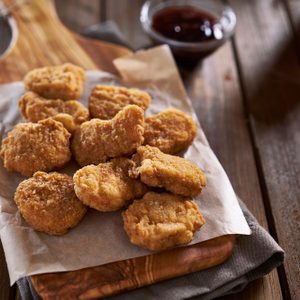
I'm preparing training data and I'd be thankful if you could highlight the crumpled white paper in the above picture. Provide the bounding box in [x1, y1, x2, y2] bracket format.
[0, 46, 250, 285]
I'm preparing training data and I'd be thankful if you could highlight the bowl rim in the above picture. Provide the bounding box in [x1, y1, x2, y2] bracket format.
[140, 0, 237, 50]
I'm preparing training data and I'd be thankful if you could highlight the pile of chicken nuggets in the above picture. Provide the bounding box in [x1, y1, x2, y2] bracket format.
[0, 63, 207, 251]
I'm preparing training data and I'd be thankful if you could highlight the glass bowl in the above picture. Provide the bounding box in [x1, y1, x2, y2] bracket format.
[140, 0, 236, 63]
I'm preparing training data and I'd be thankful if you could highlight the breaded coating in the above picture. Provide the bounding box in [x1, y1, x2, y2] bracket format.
[0, 119, 71, 176]
[123, 192, 205, 251]
[144, 108, 197, 154]
[130, 146, 206, 197]
[72, 105, 144, 166]
[89, 85, 151, 119]
[73, 158, 148, 212]
[19, 91, 89, 133]
[14, 172, 87, 235]
[24, 63, 85, 100]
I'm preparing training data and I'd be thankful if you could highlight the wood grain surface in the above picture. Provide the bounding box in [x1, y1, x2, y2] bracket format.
[1, 0, 299, 299]
[0, 0, 131, 83]
[185, 43, 282, 300]
[0, 243, 10, 300]
[96, 2, 283, 299]
[62, 0, 300, 299]
[228, 1, 300, 299]
[0, 0, 236, 299]
[31, 235, 235, 300]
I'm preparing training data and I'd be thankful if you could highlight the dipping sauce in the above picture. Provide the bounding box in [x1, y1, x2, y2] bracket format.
[152, 6, 224, 43]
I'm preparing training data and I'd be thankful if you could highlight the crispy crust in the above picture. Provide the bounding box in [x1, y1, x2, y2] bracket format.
[0, 119, 71, 176]
[89, 85, 151, 119]
[14, 172, 87, 235]
[73, 158, 148, 212]
[72, 105, 144, 166]
[144, 108, 197, 154]
[19, 91, 89, 132]
[123, 192, 205, 251]
[24, 63, 85, 100]
[130, 146, 206, 197]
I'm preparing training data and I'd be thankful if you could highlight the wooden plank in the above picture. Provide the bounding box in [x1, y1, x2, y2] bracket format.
[186, 48, 266, 228]
[15, 288, 21, 300]
[0, 1, 286, 299]
[0, 0, 131, 83]
[228, 0, 300, 299]
[0, 243, 11, 300]
[0, 0, 127, 297]
[78, 3, 283, 296]
[0, 1, 235, 299]
[185, 42, 282, 300]
[31, 236, 235, 299]
[0, 7, 21, 300]
[105, 0, 149, 49]
[52, 0, 281, 299]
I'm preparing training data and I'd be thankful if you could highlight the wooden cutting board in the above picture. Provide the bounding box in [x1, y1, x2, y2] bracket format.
[0, 0, 236, 298]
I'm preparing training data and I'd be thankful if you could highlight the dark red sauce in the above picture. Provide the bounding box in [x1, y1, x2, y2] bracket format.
[152, 6, 223, 43]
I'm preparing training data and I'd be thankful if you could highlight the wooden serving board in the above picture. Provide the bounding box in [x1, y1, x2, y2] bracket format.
[0, 0, 236, 298]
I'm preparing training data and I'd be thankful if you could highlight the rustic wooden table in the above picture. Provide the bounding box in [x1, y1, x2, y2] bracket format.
[0, 0, 299, 299]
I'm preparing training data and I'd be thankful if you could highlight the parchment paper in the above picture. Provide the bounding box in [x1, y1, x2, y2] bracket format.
[0, 45, 250, 285]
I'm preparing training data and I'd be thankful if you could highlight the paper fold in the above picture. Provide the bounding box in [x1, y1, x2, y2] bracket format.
[0, 45, 250, 285]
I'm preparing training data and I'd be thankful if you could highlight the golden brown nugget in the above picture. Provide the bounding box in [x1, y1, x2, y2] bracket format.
[24, 63, 85, 100]
[144, 108, 197, 154]
[72, 105, 144, 166]
[123, 192, 205, 251]
[0, 119, 71, 176]
[19, 91, 89, 132]
[15, 172, 87, 235]
[130, 146, 206, 197]
[74, 158, 147, 212]
[89, 85, 151, 119]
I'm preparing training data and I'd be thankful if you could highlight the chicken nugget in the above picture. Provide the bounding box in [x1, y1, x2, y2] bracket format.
[19, 91, 89, 133]
[24, 63, 85, 100]
[123, 192, 205, 251]
[72, 105, 144, 166]
[73, 158, 147, 212]
[89, 85, 151, 119]
[144, 108, 197, 154]
[130, 146, 206, 197]
[15, 172, 87, 235]
[0, 119, 71, 176]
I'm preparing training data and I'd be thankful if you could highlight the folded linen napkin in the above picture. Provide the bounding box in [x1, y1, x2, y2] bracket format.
[17, 200, 284, 300]
[16, 22, 284, 300]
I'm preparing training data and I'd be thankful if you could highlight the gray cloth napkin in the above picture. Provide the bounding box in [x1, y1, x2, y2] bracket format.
[17, 200, 284, 300]
[16, 22, 284, 299]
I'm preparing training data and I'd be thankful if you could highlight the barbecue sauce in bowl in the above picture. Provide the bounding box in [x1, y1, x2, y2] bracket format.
[152, 6, 224, 43]
[140, 1, 236, 64]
